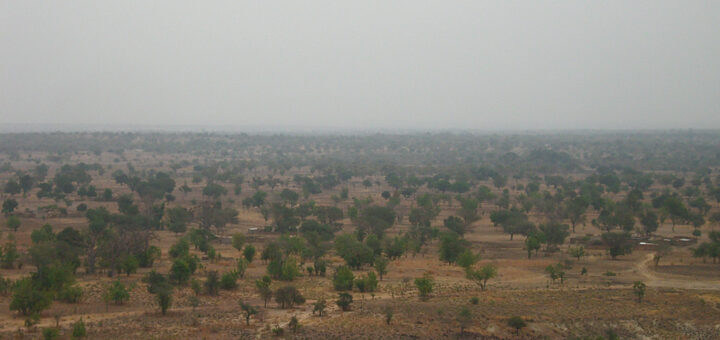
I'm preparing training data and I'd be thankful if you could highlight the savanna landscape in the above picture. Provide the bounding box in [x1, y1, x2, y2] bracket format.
[1, 132, 719, 339]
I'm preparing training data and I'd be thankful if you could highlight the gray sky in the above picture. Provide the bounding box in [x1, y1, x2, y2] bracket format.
[1, 1, 719, 131]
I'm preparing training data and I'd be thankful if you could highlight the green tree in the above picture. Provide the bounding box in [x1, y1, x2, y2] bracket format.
[438, 232, 469, 264]
[10, 278, 53, 316]
[156, 288, 173, 315]
[255, 276, 273, 307]
[243, 244, 256, 263]
[202, 182, 227, 199]
[2, 198, 18, 215]
[443, 216, 466, 236]
[564, 197, 588, 233]
[4, 179, 21, 195]
[275, 285, 305, 309]
[72, 318, 87, 338]
[170, 258, 192, 285]
[568, 246, 585, 261]
[456, 249, 479, 269]
[602, 232, 633, 260]
[104, 281, 130, 305]
[240, 301, 258, 325]
[373, 256, 389, 280]
[166, 207, 192, 234]
[525, 234, 541, 259]
[465, 264, 497, 290]
[334, 234, 374, 269]
[204, 271, 220, 296]
[539, 222, 570, 250]
[232, 233, 246, 251]
[641, 210, 659, 235]
[220, 271, 239, 290]
[313, 299, 327, 316]
[507, 316, 527, 335]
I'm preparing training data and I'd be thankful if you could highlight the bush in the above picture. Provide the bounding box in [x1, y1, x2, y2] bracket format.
[354, 271, 378, 293]
[243, 244, 256, 263]
[156, 289, 172, 315]
[280, 258, 300, 281]
[72, 318, 87, 338]
[220, 271, 239, 290]
[232, 233, 246, 251]
[470, 296, 479, 305]
[205, 271, 220, 295]
[58, 285, 83, 303]
[414, 273, 435, 300]
[0, 275, 12, 296]
[507, 316, 527, 335]
[170, 258, 192, 285]
[336, 292, 353, 311]
[42, 327, 59, 340]
[236, 259, 248, 278]
[76, 203, 88, 212]
[275, 286, 305, 309]
[120, 255, 139, 276]
[333, 266, 354, 291]
[190, 279, 202, 295]
[10, 277, 53, 315]
[169, 239, 189, 259]
[104, 281, 130, 305]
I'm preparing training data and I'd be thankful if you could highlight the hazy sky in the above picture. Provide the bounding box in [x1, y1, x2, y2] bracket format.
[1, 1, 719, 131]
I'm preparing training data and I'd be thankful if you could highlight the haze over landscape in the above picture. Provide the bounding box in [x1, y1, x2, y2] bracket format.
[3, 3, 720, 340]
[2, 1, 719, 131]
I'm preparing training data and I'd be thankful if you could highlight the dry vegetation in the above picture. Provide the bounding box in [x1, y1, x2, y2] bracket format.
[0, 132, 719, 339]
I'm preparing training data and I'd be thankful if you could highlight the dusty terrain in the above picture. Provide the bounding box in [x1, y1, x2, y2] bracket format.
[1, 147, 719, 340]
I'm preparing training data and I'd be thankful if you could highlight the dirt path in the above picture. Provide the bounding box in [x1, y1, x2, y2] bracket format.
[635, 253, 720, 290]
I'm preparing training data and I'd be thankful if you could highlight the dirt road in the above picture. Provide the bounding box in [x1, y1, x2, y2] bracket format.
[635, 253, 719, 290]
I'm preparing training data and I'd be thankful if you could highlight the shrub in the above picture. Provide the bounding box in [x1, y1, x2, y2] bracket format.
[289, 316, 300, 332]
[507, 316, 527, 335]
[312, 299, 327, 316]
[204, 271, 220, 295]
[275, 286, 305, 309]
[156, 289, 172, 315]
[169, 239, 189, 259]
[220, 271, 239, 290]
[414, 273, 435, 300]
[170, 259, 192, 285]
[72, 318, 87, 338]
[58, 285, 83, 303]
[10, 278, 53, 315]
[336, 292, 353, 311]
[42, 327, 59, 340]
[190, 279, 202, 295]
[104, 281, 130, 305]
[333, 266, 354, 291]
[470, 296, 479, 305]
[236, 259, 248, 278]
[243, 244, 256, 263]
[7, 215, 21, 232]
[232, 233, 246, 251]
